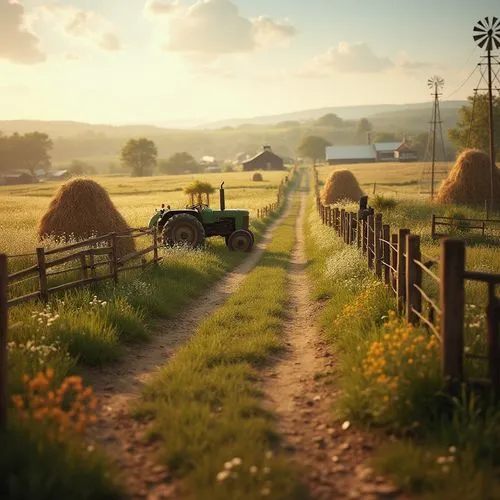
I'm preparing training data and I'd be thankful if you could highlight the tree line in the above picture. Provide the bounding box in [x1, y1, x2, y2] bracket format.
[1, 94, 498, 177]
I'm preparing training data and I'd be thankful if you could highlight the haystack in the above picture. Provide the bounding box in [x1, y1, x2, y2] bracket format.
[252, 172, 263, 182]
[436, 149, 500, 206]
[38, 178, 135, 258]
[321, 169, 363, 205]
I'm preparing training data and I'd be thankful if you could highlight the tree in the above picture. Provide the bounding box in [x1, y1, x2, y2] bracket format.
[296, 136, 332, 164]
[448, 94, 500, 160]
[18, 132, 53, 175]
[356, 118, 373, 141]
[315, 113, 344, 128]
[120, 138, 158, 177]
[159, 152, 200, 175]
[374, 132, 399, 143]
[68, 160, 96, 176]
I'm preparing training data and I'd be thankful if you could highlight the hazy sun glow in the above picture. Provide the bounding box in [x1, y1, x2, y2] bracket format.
[0, 0, 498, 125]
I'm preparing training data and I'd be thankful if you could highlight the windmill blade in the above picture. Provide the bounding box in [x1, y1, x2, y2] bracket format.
[474, 35, 488, 48]
[473, 25, 486, 34]
[492, 16, 498, 26]
[476, 18, 487, 30]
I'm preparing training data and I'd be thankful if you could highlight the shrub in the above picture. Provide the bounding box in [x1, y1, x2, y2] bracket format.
[373, 194, 397, 211]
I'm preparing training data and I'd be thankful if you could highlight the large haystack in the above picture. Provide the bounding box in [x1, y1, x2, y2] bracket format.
[321, 169, 364, 205]
[436, 149, 500, 206]
[252, 172, 263, 182]
[38, 178, 135, 258]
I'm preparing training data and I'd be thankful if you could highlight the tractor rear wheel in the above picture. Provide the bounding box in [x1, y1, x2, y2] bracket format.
[162, 213, 205, 248]
[227, 229, 253, 252]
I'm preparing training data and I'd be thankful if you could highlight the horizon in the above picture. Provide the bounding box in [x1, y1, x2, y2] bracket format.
[1, 0, 497, 124]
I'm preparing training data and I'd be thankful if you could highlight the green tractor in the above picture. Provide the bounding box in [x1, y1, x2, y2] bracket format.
[148, 182, 255, 252]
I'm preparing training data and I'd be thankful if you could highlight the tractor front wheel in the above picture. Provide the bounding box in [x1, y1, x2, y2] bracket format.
[162, 213, 205, 248]
[227, 229, 254, 252]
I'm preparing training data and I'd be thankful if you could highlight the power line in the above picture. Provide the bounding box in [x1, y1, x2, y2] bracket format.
[446, 64, 480, 98]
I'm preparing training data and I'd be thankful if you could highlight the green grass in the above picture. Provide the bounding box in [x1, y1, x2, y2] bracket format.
[136, 191, 307, 500]
[0, 418, 122, 500]
[304, 180, 500, 498]
[4, 176, 296, 500]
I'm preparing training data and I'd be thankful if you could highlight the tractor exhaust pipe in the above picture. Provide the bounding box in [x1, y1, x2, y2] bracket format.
[220, 181, 225, 211]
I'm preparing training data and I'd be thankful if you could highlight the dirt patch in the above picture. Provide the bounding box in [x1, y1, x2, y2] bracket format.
[263, 191, 408, 500]
[84, 202, 292, 499]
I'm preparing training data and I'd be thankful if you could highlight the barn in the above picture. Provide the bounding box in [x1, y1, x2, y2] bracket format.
[326, 145, 377, 165]
[242, 146, 285, 171]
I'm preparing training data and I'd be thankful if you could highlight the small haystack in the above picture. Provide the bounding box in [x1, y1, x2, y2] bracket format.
[38, 178, 135, 258]
[321, 169, 364, 205]
[436, 149, 500, 206]
[252, 172, 263, 182]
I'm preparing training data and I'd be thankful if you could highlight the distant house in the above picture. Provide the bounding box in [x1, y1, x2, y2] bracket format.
[0, 171, 36, 186]
[374, 142, 402, 162]
[326, 140, 418, 165]
[395, 142, 418, 162]
[326, 145, 377, 165]
[48, 169, 71, 181]
[242, 146, 285, 171]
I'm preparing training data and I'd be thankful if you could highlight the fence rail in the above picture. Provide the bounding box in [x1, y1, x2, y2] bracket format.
[431, 214, 500, 238]
[313, 166, 500, 394]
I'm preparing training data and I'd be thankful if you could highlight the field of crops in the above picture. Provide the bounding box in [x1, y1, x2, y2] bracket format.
[316, 162, 500, 275]
[0, 170, 286, 256]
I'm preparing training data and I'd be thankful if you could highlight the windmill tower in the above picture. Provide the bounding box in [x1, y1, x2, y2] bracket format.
[473, 17, 500, 207]
[420, 76, 447, 197]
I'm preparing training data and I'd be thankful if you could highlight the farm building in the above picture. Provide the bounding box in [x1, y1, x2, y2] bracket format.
[242, 146, 285, 171]
[0, 171, 37, 186]
[48, 169, 71, 181]
[326, 145, 377, 165]
[395, 142, 418, 162]
[374, 142, 402, 161]
[326, 140, 417, 165]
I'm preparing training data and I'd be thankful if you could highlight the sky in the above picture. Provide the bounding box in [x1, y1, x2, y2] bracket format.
[0, 0, 499, 125]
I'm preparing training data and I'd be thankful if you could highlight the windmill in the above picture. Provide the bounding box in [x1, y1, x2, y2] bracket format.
[473, 16, 500, 207]
[420, 76, 447, 198]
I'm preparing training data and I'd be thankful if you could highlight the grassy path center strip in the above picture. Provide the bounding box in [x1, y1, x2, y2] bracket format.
[138, 188, 307, 500]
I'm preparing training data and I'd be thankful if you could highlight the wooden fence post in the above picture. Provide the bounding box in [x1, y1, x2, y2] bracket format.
[36, 247, 49, 303]
[153, 227, 159, 264]
[391, 233, 398, 293]
[357, 217, 362, 249]
[431, 214, 436, 239]
[111, 233, 118, 284]
[351, 213, 357, 245]
[335, 208, 340, 233]
[340, 209, 345, 238]
[362, 218, 368, 255]
[406, 234, 422, 324]
[88, 251, 96, 279]
[382, 224, 390, 284]
[0, 254, 8, 429]
[346, 213, 351, 244]
[396, 229, 410, 311]
[80, 254, 88, 280]
[367, 214, 374, 269]
[329, 207, 333, 227]
[374, 213, 383, 278]
[440, 238, 465, 391]
[487, 285, 500, 393]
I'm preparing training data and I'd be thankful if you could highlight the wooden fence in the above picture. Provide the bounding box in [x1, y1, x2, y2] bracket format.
[313, 168, 500, 394]
[431, 214, 500, 238]
[6, 227, 160, 308]
[256, 176, 289, 220]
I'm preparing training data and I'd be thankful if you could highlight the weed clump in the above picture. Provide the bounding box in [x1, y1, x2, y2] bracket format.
[373, 194, 397, 211]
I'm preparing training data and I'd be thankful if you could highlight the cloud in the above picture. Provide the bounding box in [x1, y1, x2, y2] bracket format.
[144, 0, 179, 16]
[145, 0, 296, 56]
[0, 0, 45, 64]
[298, 42, 393, 78]
[252, 16, 296, 47]
[34, 2, 122, 52]
[297, 42, 437, 78]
